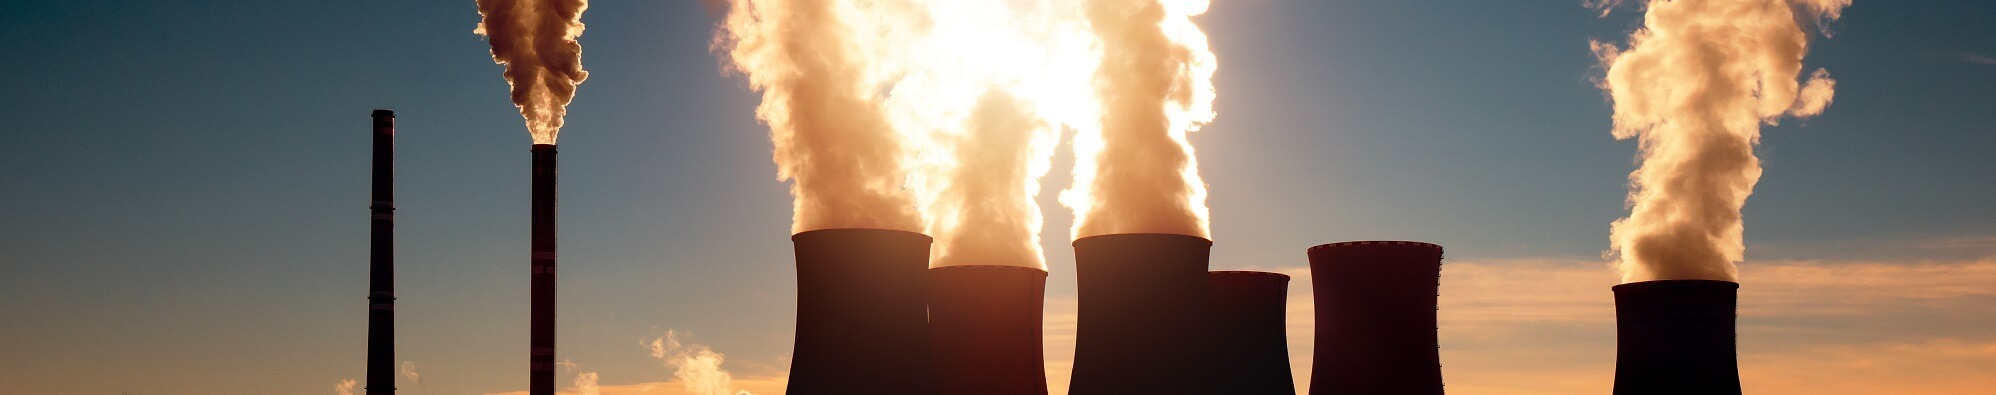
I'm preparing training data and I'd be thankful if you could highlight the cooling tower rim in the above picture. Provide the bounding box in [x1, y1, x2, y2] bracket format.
[1613, 279, 1739, 292]
[1071, 232, 1213, 246]
[1209, 270, 1291, 280]
[532, 143, 557, 150]
[930, 264, 1049, 276]
[790, 227, 932, 241]
[1308, 240, 1442, 253]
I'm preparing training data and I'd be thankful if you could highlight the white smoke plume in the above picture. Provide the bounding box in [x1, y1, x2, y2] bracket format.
[1591, 0, 1850, 283]
[1061, 0, 1218, 239]
[475, 0, 590, 144]
[642, 330, 753, 395]
[334, 379, 357, 395]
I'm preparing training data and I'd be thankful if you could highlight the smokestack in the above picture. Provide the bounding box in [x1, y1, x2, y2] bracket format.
[1068, 233, 1213, 394]
[366, 109, 396, 395]
[1208, 271, 1295, 395]
[928, 265, 1049, 395]
[787, 229, 936, 394]
[1612, 280, 1741, 395]
[528, 144, 557, 395]
[1305, 241, 1443, 395]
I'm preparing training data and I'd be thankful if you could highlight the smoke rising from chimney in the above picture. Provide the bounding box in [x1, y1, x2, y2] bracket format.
[1061, 0, 1217, 240]
[1590, 0, 1848, 283]
[475, 0, 590, 144]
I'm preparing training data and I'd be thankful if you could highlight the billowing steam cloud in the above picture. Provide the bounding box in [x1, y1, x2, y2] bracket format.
[475, 0, 590, 144]
[643, 330, 753, 395]
[399, 361, 421, 386]
[1591, 0, 1849, 283]
[1061, 0, 1218, 239]
[714, 0, 1101, 268]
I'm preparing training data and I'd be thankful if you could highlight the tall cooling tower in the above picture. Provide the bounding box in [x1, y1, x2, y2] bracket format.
[1612, 280, 1741, 395]
[1209, 271, 1296, 395]
[1305, 241, 1444, 395]
[929, 265, 1050, 395]
[1068, 233, 1214, 395]
[366, 109, 396, 395]
[787, 229, 937, 394]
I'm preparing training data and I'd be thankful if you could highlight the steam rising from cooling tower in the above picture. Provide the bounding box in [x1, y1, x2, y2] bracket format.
[714, 0, 1103, 269]
[1591, 0, 1848, 283]
[476, 0, 590, 144]
[1061, 0, 1217, 240]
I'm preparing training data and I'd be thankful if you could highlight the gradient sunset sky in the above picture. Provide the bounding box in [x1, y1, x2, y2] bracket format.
[1, 1, 1992, 394]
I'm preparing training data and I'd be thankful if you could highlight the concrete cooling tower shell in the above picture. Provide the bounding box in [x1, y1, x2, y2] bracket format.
[1305, 241, 1444, 395]
[929, 265, 1050, 395]
[1612, 279, 1742, 395]
[1067, 233, 1215, 395]
[786, 229, 937, 395]
[1209, 271, 1296, 395]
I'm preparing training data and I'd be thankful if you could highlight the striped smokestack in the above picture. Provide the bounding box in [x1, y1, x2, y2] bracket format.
[1067, 233, 1214, 395]
[1305, 241, 1444, 395]
[1612, 280, 1741, 395]
[528, 144, 557, 395]
[366, 109, 396, 395]
[787, 229, 937, 394]
[1209, 271, 1295, 395]
[929, 265, 1049, 395]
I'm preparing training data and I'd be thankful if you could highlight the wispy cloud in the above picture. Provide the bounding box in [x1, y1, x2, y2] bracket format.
[1959, 52, 1996, 66]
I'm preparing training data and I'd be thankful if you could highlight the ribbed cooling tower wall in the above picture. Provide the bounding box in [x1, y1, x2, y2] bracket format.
[786, 229, 936, 394]
[1068, 233, 1214, 395]
[1612, 280, 1742, 395]
[1209, 271, 1296, 395]
[929, 265, 1050, 395]
[1305, 241, 1444, 395]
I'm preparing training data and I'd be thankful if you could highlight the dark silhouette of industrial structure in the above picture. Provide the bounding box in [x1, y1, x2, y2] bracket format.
[1306, 241, 1445, 395]
[1613, 279, 1742, 395]
[787, 229, 938, 394]
[528, 144, 558, 395]
[1209, 271, 1296, 395]
[366, 110, 397, 395]
[1067, 233, 1217, 395]
[929, 265, 1051, 395]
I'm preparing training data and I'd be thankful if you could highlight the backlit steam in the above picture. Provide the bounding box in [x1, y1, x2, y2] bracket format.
[1061, 0, 1218, 239]
[643, 331, 753, 395]
[334, 379, 357, 395]
[1591, 0, 1848, 283]
[475, 0, 590, 144]
[714, 0, 1104, 268]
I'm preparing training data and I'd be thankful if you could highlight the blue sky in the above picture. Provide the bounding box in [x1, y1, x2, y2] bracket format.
[1, 1, 1991, 393]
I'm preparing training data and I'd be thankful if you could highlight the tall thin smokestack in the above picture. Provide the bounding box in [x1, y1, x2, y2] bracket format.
[1612, 280, 1741, 395]
[929, 265, 1049, 395]
[528, 144, 557, 395]
[787, 229, 936, 394]
[1068, 233, 1213, 394]
[1209, 271, 1294, 395]
[1305, 241, 1443, 395]
[366, 109, 396, 395]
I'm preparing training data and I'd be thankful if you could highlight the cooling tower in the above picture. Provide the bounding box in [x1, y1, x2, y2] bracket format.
[366, 109, 396, 395]
[1068, 233, 1214, 395]
[1209, 271, 1295, 395]
[929, 265, 1049, 395]
[1305, 241, 1444, 395]
[787, 229, 937, 394]
[528, 144, 558, 395]
[1612, 280, 1742, 395]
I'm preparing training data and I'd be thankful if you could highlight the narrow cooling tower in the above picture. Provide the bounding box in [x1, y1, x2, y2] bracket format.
[787, 229, 937, 394]
[929, 265, 1049, 395]
[1306, 241, 1444, 395]
[366, 109, 396, 395]
[1209, 271, 1295, 395]
[528, 144, 557, 395]
[1612, 280, 1741, 395]
[1068, 233, 1214, 395]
